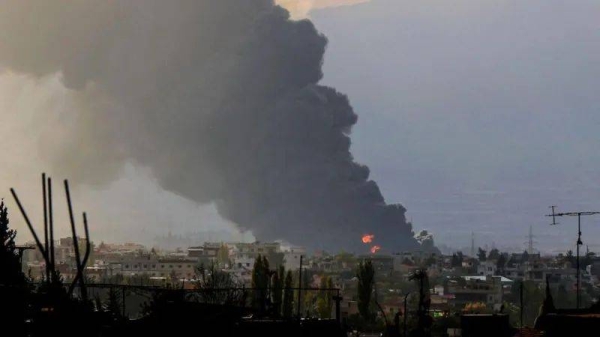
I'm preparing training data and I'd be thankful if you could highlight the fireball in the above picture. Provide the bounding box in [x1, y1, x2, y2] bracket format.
[362, 234, 374, 244]
[370, 245, 381, 254]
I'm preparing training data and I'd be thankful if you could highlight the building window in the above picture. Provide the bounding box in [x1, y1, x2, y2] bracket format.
[125, 265, 129, 268]
[178, 265, 182, 268]
[152, 265, 156, 269]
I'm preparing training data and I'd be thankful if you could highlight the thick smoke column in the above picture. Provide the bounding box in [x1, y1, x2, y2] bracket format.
[0, 0, 427, 252]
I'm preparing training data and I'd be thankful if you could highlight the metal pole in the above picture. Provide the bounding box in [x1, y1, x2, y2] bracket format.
[547, 208, 600, 308]
[577, 213, 581, 309]
[42, 173, 49, 282]
[65, 180, 83, 281]
[10, 188, 50, 265]
[122, 286, 126, 317]
[404, 292, 410, 337]
[297, 255, 303, 318]
[79, 212, 91, 301]
[65, 182, 86, 295]
[48, 177, 55, 276]
[520, 282, 524, 328]
[18, 248, 24, 266]
[419, 275, 424, 319]
[334, 290, 342, 325]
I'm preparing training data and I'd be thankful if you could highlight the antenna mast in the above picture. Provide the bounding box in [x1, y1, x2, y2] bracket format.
[547, 206, 600, 309]
[527, 225, 535, 254]
[471, 232, 475, 258]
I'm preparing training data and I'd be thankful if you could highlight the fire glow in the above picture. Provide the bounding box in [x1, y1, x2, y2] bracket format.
[370, 245, 381, 254]
[362, 234, 374, 244]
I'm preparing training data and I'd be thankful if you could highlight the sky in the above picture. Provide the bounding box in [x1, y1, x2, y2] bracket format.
[309, 0, 600, 253]
[276, 0, 369, 19]
[1, 0, 599, 254]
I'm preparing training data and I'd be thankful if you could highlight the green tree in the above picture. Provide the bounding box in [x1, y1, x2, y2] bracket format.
[299, 267, 314, 316]
[409, 269, 432, 335]
[451, 253, 459, 267]
[283, 270, 294, 318]
[196, 262, 242, 305]
[554, 283, 574, 308]
[357, 260, 375, 321]
[316, 297, 328, 319]
[316, 275, 334, 318]
[252, 255, 271, 313]
[106, 287, 124, 319]
[477, 247, 487, 262]
[564, 250, 574, 266]
[266, 251, 285, 269]
[507, 280, 544, 327]
[0, 200, 23, 284]
[271, 265, 284, 316]
[496, 253, 507, 275]
[168, 270, 178, 285]
[326, 276, 334, 317]
[303, 288, 316, 317]
[335, 251, 356, 266]
[423, 255, 437, 267]
[451, 252, 464, 267]
[488, 248, 500, 260]
[0, 200, 28, 333]
[217, 243, 230, 267]
[522, 250, 530, 262]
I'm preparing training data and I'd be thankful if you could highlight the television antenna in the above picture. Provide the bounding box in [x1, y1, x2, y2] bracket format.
[547, 206, 600, 308]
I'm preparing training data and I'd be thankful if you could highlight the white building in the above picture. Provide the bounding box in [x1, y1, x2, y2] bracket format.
[234, 255, 254, 269]
[283, 246, 305, 271]
[120, 257, 197, 279]
[477, 261, 497, 276]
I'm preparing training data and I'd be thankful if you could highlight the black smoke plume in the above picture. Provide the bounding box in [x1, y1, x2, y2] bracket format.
[0, 0, 428, 252]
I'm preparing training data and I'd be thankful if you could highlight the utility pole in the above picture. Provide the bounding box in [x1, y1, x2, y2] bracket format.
[547, 206, 600, 308]
[471, 232, 475, 258]
[527, 225, 536, 254]
[297, 255, 303, 318]
[333, 290, 342, 326]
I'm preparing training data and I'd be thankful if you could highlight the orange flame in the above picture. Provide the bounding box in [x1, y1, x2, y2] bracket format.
[362, 234, 374, 244]
[370, 245, 381, 254]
